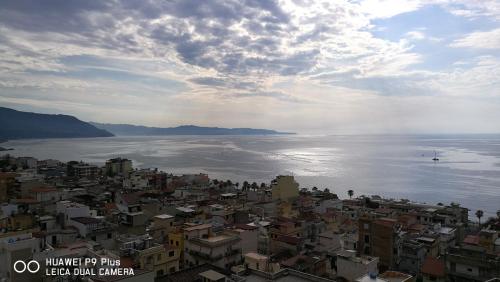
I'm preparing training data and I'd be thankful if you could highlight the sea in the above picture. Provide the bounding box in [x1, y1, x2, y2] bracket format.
[3, 134, 500, 219]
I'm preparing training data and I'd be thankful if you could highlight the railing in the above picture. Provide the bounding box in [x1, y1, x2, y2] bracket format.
[188, 250, 223, 261]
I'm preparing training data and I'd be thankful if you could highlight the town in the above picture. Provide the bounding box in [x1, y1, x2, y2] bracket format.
[0, 154, 499, 282]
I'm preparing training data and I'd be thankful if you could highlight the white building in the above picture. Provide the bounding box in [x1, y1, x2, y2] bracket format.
[56, 201, 91, 226]
[336, 250, 379, 282]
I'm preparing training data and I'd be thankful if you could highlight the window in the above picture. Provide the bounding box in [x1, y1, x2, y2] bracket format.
[364, 235, 370, 243]
[364, 223, 369, 230]
[107, 233, 112, 239]
[176, 241, 179, 246]
[157, 254, 162, 261]
[169, 251, 175, 257]
[170, 240, 174, 244]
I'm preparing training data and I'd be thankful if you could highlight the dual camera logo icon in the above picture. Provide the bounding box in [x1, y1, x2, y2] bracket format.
[13, 260, 40, 273]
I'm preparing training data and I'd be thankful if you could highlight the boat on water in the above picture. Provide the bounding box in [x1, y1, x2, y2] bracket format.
[432, 151, 439, 161]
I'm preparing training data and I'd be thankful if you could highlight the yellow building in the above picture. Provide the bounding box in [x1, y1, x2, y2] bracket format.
[164, 245, 180, 274]
[149, 214, 174, 243]
[168, 229, 185, 268]
[137, 245, 169, 277]
[168, 230, 184, 250]
[271, 175, 299, 201]
[277, 201, 298, 218]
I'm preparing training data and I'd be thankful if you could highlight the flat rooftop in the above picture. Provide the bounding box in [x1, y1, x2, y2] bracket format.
[154, 214, 174, 219]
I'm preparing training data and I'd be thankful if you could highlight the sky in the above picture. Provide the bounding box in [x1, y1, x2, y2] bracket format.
[0, 0, 499, 134]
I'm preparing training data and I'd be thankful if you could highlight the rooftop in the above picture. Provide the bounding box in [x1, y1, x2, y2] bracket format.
[154, 214, 174, 219]
[378, 271, 413, 282]
[183, 223, 211, 232]
[199, 270, 226, 281]
[71, 217, 101, 224]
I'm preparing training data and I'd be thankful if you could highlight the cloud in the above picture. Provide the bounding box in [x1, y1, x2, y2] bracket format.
[450, 28, 500, 49]
[405, 31, 426, 40]
[0, 0, 499, 133]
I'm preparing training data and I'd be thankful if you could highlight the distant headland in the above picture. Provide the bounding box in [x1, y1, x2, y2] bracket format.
[0, 107, 294, 141]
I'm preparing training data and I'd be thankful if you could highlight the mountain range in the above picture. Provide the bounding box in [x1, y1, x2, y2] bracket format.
[0, 107, 113, 140]
[90, 122, 294, 136]
[0, 107, 293, 140]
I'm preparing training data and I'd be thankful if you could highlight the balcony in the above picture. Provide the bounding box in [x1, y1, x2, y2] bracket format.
[189, 250, 223, 261]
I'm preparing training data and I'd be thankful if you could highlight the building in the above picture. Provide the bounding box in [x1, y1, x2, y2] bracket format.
[184, 231, 242, 270]
[445, 244, 500, 281]
[118, 234, 171, 278]
[336, 249, 379, 282]
[244, 252, 280, 273]
[56, 200, 91, 226]
[358, 217, 401, 271]
[105, 158, 132, 177]
[421, 257, 446, 282]
[0, 173, 16, 203]
[149, 214, 175, 243]
[398, 239, 427, 276]
[115, 192, 147, 226]
[0, 229, 41, 282]
[73, 164, 99, 178]
[270, 175, 299, 201]
[378, 271, 414, 282]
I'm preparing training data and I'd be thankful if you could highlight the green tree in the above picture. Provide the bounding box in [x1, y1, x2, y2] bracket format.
[476, 210, 484, 226]
[348, 189, 354, 199]
[251, 182, 258, 191]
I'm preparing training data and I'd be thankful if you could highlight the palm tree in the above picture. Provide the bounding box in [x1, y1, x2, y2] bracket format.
[251, 182, 258, 191]
[348, 189, 354, 199]
[476, 210, 484, 226]
[260, 182, 266, 189]
[324, 188, 330, 194]
[312, 186, 318, 192]
[242, 181, 249, 191]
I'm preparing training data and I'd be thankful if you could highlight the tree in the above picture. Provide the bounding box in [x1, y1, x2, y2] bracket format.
[323, 188, 330, 194]
[242, 181, 249, 191]
[260, 182, 266, 189]
[348, 189, 354, 199]
[312, 186, 318, 192]
[497, 209, 500, 219]
[251, 182, 258, 191]
[476, 210, 484, 226]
